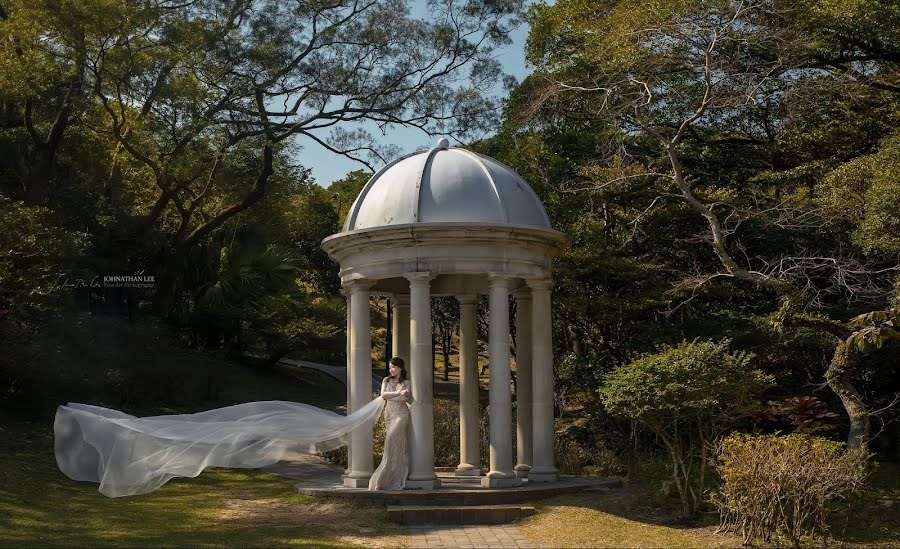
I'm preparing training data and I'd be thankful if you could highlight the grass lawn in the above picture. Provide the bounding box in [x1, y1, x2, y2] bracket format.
[0, 358, 409, 548]
[520, 467, 900, 549]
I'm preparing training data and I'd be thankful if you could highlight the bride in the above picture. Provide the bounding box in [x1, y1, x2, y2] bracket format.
[53, 360, 404, 497]
[368, 356, 412, 491]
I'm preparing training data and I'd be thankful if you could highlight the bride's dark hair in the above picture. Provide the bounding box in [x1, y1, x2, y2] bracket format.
[389, 356, 407, 382]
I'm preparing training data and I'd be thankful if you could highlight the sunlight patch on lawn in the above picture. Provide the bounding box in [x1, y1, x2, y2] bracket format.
[518, 492, 741, 549]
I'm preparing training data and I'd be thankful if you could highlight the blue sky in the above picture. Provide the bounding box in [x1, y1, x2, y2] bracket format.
[298, 7, 533, 187]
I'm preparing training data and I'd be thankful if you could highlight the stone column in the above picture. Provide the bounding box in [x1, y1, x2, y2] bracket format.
[392, 294, 411, 366]
[405, 272, 440, 489]
[341, 285, 352, 479]
[514, 287, 533, 478]
[455, 294, 481, 476]
[482, 274, 522, 487]
[528, 278, 559, 483]
[344, 279, 374, 488]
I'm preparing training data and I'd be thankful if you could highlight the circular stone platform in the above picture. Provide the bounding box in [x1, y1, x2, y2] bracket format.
[265, 455, 621, 507]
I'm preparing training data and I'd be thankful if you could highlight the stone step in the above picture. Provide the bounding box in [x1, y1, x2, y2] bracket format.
[387, 504, 536, 525]
[296, 477, 623, 506]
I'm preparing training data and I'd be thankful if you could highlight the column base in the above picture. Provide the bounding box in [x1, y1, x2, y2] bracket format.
[454, 466, 482, 477]
[527, 470, 559, 483]
[405, 478, 442, 489]
[343, 476, 371, 488]
[481, 475, 524, 488]
[514, 464, 531, 478]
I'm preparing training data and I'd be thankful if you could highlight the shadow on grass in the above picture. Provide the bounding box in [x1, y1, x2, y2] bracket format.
[0, 357, 408, 548]
[518, 466, 900, 549]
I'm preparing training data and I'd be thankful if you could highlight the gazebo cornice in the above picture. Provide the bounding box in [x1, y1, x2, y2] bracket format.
[322, 222, 569, 259]
[322, 223, 569, 287]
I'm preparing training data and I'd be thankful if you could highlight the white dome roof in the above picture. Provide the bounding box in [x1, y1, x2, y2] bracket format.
[342, 141, 553, 232]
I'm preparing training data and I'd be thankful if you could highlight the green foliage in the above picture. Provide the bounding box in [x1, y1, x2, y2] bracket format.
[556, 350, 614, 410]
[715, 433, 870, 546]
[511, 0, 900, 457]
[0, 196, 91, 320]
[846, 308, 900, 352]
[0, 0, 525, 367]
[599, 339, 772, 519]
[600, 339, 770, 427]
[819, 131, 900, 255]
[326, 170, 370, 228]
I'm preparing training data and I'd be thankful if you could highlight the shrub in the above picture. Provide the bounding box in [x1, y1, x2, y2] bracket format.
[555, 434, 623, 476]
[777, 396, 842, 435]
[715, 433, 869, 547]
[598, 339, 771, 519]
[433, 397, 463, 466]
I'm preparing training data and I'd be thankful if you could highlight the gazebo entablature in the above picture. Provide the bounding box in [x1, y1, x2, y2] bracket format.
[321, 223, 566, 292]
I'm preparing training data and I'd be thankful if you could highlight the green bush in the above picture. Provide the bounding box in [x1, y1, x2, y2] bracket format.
[555, 434, 623, 476]
[715, 433, 869, 547]
[599, 339, 772, 519]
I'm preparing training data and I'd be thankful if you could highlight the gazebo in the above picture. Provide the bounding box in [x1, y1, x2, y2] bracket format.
[321, 139, 568, 489]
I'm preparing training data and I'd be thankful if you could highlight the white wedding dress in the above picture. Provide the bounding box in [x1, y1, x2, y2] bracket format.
[54, 396, 387, 497]
[368, 377, 412, 491]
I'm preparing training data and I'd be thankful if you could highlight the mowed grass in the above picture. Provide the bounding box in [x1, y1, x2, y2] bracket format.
[519, 487, 742, 549]
[519, 468, 900, 549]
[0, 359, 408, 548]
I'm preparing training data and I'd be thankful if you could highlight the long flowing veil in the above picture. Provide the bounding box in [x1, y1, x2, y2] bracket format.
[54, 397, 386, 497]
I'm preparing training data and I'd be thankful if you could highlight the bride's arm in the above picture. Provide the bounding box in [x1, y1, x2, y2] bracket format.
[393, 381, 413, 403]
[380, 378, 403, 400]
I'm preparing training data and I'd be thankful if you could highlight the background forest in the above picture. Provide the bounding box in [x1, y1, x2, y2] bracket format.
[2, 0, 899, 545]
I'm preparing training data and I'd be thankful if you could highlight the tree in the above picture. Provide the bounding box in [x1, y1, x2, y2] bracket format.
[432, 296, 459, 381]
[1, 0, 525, 318]
[523, 0, 900, 448]
[599, 339, 771, 520]
[327, 169, 371, 227]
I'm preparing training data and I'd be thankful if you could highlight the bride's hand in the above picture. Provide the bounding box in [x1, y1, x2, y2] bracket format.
[399, 389, 409, 396]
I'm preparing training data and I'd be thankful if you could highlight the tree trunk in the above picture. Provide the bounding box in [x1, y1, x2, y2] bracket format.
[442, 327, 450, 381]
[826, 340, 870, 448]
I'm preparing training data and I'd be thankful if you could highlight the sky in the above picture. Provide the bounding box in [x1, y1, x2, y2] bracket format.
[298, 7, 533, 188]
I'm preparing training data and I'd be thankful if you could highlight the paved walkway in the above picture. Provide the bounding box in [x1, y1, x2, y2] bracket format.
[279, 357, 383, 392]
[407, 525, 532, 548]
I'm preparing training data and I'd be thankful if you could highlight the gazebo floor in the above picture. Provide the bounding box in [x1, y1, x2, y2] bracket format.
[266, 455, 621, 507]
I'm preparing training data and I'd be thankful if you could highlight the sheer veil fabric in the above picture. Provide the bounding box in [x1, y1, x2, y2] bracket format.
[54, 397, 386, 497]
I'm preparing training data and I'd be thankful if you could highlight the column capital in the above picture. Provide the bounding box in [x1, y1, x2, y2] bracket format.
[391, 293, 411, 306]
[514, 287, 532, 301]
[487, 273, 511, 289]
[455, 293, 478, 305]
[344, 278, 374, 291]
[404, 272, 435, 285]
[525, 278, 553, 292]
